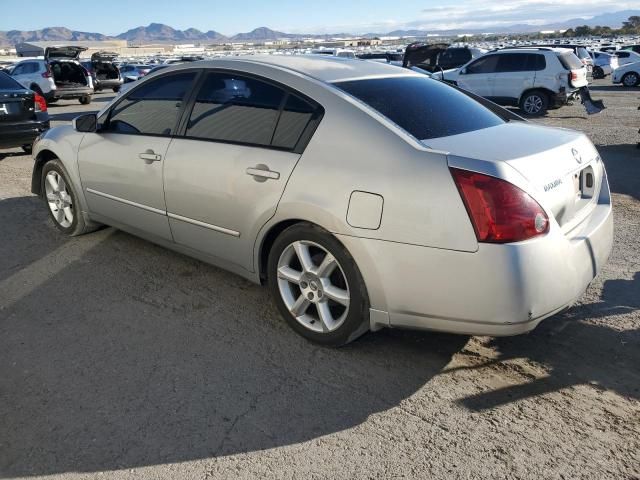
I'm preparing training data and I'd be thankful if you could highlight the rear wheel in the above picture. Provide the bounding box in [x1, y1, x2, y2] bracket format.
[622, 72, 639, 87]
[21, 145, 32, 154]
[41, 159, 97, 236]
[267, 223, 370, 346]
[592, 66, 604, 79]
[519, 90, 549, 116]
[79, 95, 92, 105]
[112, 86, 121, 93]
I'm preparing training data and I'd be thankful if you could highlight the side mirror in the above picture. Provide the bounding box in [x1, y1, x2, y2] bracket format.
[460, 68, 467, 75]
[73, 113, 97, 133]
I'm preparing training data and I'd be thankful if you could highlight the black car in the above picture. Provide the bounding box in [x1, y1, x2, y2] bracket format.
[0, 71, 49, 153]
[622, 45, 640, 54]
[81, 52, 123, 93]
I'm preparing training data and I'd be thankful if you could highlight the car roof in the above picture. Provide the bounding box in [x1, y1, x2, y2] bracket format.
[192, 55, 415, 83]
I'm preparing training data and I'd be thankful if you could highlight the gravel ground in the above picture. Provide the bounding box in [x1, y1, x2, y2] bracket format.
[0, 82, 639, 480]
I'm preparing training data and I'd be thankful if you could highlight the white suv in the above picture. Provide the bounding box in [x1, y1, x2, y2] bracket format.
[10, 46, 93, 105]
[438, 48, 588, 116]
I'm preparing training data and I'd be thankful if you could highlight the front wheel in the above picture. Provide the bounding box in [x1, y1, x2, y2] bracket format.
[41, 159, 97, 236]
[267, 223, 370, 346]
[592, 66, 604, 80]
[79, 95, 92, 105]
[519, 90, 549, 117]
[112, 86, 121, 93]
[622, 72, 639, 87]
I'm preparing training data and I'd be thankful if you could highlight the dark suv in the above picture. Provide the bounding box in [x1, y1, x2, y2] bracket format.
[82, 52, 123, 93]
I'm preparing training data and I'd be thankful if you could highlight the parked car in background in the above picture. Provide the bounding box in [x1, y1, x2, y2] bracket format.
[29, 56, 612, 346]
[435, 48, 588, 116]
[589, 50, 619, 79]
[613, 49, 640, 67]
[81, 52, 123, 93]
[612, 61, 640, 87]
[621, 45, 640, 54]
[10, 46, 93, 105]
[119, 64, 152, 83]
[310, 48, 356, 59]
[402, 43, 485, 72]
[0, 71, 49, 153]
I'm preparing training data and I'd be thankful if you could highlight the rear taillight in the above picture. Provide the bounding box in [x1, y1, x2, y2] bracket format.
[571, 71, 579, 81]
[34, 93, 47, 113]
[41, 65, 53, 78]
[450, 168, 549, 243]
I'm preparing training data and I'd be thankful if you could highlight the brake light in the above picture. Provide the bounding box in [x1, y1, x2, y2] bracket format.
[41, 65, 53, 78]
[450, 168, 549, 243]
[34, 93, 47, 113]
[571, 71, 579, 81]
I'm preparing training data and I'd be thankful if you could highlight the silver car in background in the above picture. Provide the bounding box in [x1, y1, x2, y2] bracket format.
[31, 56, 613, 346]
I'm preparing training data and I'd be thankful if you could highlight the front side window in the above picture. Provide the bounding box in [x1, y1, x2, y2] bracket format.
[466, 55, 499, 74]
[106, 71, 197, 135]
[334, 75, 504, 140]
[496, 54, 546, 72]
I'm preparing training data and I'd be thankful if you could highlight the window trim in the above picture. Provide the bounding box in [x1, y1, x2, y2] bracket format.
[174, 68, 325, 155]
[98, 68, 203, 139]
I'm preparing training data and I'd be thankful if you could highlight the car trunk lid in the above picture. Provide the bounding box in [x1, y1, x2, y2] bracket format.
[0, 88, 35, 123]
[425, 122, 603, 232]
[91, 51, 119, 63]
[44, 46, 87, 61]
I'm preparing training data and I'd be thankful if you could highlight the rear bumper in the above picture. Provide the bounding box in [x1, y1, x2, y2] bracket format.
[95, 79, 123, 89]
[48, 87, 93, 100]
[337, 169, 613, 336]
[0, 117, 50, 149]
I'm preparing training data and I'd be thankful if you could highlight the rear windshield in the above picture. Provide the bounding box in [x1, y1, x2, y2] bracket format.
[558, 52, 583, 70]
[576, 47, 590, 59]
[333, 75, 504, 140]
[0, 71, 22, 89]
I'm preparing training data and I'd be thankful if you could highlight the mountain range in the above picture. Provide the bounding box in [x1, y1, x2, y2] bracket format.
[1, 10, 638, 47]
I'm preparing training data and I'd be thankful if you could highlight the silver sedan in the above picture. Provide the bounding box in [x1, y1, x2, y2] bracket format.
[31, 56, 613, 346]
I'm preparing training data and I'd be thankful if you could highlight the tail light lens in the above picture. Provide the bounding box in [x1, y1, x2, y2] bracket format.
[34, 93, 47, 113]
[571, 71, 579, 81]
[450, 168, 549, 243]
[41, 65, 53, 78]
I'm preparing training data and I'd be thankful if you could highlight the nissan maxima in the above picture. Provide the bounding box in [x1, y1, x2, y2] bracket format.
[30, 56, 613, 346]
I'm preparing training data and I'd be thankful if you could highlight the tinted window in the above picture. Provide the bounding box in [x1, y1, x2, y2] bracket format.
[0, 71, 22, 89]
[186, 72, 285, 146]
[335, 76, 504, 140]
[496, 54, 546, 72]
[558, 52, 584, 70]
[617, 52, 630, 58]
[12, 63, 39, 75]
[466, 55, 499, 74]
[441, 48, 471, 64]
[272, 94, 317, 150]
[107, 72, 196, 135]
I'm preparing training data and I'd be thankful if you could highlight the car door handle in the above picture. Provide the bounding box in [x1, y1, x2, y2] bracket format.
[139, 151, 162, 163]
[246, 166, 280, 180]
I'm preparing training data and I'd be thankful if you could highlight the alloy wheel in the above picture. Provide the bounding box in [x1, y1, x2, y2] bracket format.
[623, 73, 638, 87]
[523, 95, 543, 115]
[44, 171, 74, 228]
[276, 240, 350, 334]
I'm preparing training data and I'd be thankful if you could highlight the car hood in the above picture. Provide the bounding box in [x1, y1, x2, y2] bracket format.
[425, 121, 603, 229]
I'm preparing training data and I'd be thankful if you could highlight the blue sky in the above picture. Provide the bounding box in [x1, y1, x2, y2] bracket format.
[1, 0, 637, 35]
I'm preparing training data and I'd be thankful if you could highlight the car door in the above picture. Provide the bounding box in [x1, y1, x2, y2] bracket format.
[492, 53, 540, 104]
[163, 70, 322, 272]
[10, 62, 38, 89]
[78, 70, 199, 241]
[456, 54, 499, 97]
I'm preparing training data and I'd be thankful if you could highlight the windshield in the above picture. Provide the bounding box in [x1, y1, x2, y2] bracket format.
[333, 75, 504, 140]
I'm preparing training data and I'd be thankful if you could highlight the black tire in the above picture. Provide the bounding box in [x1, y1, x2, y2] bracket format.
[40, 159, 99, 236]
[519, 90, 549, 117]
[267, 223, 370, 347]
[48, 98, 58, 104]
[79, 95, 92, 105]
[592, 66, 605, 80]
[621, 72, 640, 87]
[112, 86, 121, 93]
[21, 145, 32, 154]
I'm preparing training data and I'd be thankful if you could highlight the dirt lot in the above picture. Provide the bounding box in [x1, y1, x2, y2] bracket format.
[0, 81, 639, 480]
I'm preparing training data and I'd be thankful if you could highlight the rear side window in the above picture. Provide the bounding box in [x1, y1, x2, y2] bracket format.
[185, 72, 321, 151]
[334, 76, 504, 140]
[466, 55, 499, 74]
[558, 52, 583, 70]
[616, 52, 630, 58]
[496, 54, 546, 72]
[440, 48, 471, 64]
[0, 71, 22, 89]
[107, 71, 197, 135]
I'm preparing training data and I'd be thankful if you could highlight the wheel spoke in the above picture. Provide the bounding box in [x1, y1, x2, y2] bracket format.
[293, 241, 314, 273]
[57, 176, 67, 193]
[278, 266, 302, 285]
[315, 252, 337, 278]
[54, 208, 65, 224]
[46, 193, 57, 202]
[46, 174, 58, 192]
[317, 301, 335, 332]
[324, 284, 349, 307]
[63, 207, 73, 223]
[290, 295, 311, 317]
